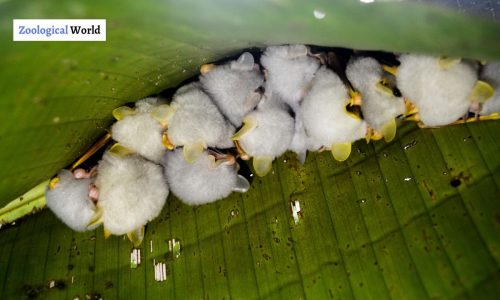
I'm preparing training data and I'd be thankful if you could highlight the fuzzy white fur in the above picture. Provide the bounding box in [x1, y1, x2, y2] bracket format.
[111, 98, 165, 163]
[162, 149, 241, 205]
[168, 83, 235, 149]
[346, 57, 405, 131]
[96, 152, 168, 235]
[261, 45, 320, 106]
[480, 62, 500, 115]
[200, 53, 264, 127]
[284, 101, 310, 163]
[302, 67, 367, 149]
[45, 170, 98, 232]
[397, 54, 477, 126]
[239, 94, 294, 157]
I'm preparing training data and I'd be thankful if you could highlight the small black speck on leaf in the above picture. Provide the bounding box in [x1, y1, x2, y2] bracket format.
[450, 178, 461, 187]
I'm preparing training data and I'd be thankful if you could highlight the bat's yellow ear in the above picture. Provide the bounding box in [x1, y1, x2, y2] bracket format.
[438, 56, 461, 69]
[469, 80, 494, 104]
[108, 143, 135, 157]
[183, 141, 205, 163]
[381, 119, 397, 143]
[232, 117, 257, 141]
[127, 226, 145, 247]
[104, 227, 112, 239]
[112, 106, 135, 121]
[331, 142, 351, 162]
[87, 207, 103, 228]
[151, 104, 175, 127]
[253, 156, 273, 177]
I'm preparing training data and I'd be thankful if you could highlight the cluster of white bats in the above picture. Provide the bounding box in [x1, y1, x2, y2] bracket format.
[45, 44, 500, 246]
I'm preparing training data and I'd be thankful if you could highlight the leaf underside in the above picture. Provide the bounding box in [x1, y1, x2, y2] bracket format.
[1, 0, 500, 299]
[1, 121, 500, 299]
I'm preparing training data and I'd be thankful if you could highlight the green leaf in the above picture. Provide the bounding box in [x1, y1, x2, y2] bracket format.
[1, 122, 500, 299]
[0, 180, 47, 224]
[1, 0, 500, 299]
